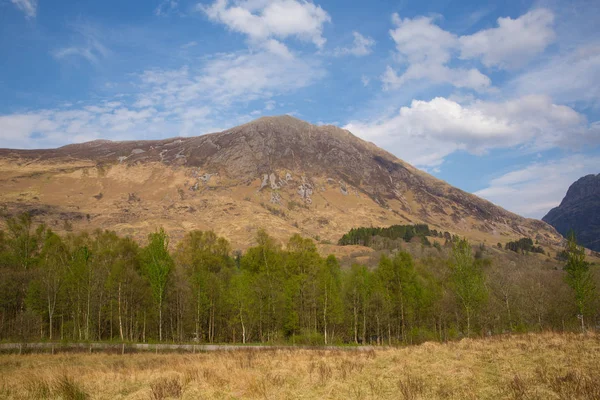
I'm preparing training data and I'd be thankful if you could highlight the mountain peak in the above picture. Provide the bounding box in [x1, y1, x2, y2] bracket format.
[0, 117, 561, 248]
[543, 173, 600, 251]
[562, 174, 600, 205]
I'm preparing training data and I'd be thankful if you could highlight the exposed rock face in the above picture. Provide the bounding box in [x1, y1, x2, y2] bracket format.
[0, 115, 561, 248]
[543, 174, 600, 251]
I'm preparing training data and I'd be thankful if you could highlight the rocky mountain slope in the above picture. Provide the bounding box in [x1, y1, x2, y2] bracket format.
[543, 174, 600, 252]
[0, 115, 561, 249]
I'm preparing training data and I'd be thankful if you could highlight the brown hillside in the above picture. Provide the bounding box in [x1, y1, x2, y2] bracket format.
[0, 115, 561, 249]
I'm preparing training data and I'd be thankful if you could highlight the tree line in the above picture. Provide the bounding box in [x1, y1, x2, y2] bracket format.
[0, 213, 597, 344]
[504, 237, 545, 255]
[338, 224, 430, 246]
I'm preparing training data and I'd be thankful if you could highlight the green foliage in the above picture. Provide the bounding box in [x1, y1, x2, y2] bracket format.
[338, 224, 430, 246]
[141, 228, 174, 341]
[450, 238, 488, 337]
[6, 213, 45, 268]
[505, 237, 545, 254]
[175, 230, 232, 343]
[318, 255, 343, 344]
[376, 252, 424, 342]
[563, 232, 596, 332]
[0, 212, 598, 345]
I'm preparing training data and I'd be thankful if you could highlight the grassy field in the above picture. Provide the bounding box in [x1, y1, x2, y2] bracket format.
[0, 333, 599, 399]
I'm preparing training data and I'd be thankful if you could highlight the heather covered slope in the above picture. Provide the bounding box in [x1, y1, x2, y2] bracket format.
[0, 115, 560, 248]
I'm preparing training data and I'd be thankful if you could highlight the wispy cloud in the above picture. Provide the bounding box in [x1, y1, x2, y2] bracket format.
[510, 43, 600, 108]
[52, 23, 110, 64]
[155, 0, 179, 16]
[474, 154, 600, 218]
[334, 32, 375, 56]
[181, 41, 198, 49]
[0, 48, 325, 149]
[10, 0, 37, 19]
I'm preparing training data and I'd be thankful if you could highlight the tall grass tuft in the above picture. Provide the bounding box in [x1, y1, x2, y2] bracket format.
[397, 374, 425, 400]
[548, 370, 600, 400]
[507, 374, 529, 400]
[53, 376, 89, 400]
[150, 377, 183, 400]
[25, 378, 51, 399]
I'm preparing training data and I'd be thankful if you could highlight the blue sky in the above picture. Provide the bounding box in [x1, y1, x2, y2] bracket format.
[1, 0, 599, 219]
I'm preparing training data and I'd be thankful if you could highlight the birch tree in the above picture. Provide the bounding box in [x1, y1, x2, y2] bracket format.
[141, 228, 173, 341]
[450, 238, 488, 337]
[564, 232, 596, 332]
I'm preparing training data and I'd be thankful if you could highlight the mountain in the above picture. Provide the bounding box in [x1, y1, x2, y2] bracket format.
[0, 115, 561, 249]
[543, 174, 600, 252]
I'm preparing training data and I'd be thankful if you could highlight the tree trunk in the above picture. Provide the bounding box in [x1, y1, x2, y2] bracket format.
[362, 300, 367, 344]
[400, 296, 406, 343]
[466, 307, 471, 338]
[196, 289, 201, 342]
[505, 295, 513, 331]
[48, 310, 53, 340]
[86, 276, 91, 341]
[353, 295, 358, 344]
[158, 293, 163, 342]
[118, 283, 124, 341]
[239, 304, 246, 344]
[323, 290, 328, 345]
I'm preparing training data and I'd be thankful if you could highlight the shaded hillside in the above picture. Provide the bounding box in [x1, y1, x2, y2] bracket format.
[0, 115, 560, 249]
[543, 174, 600, 251]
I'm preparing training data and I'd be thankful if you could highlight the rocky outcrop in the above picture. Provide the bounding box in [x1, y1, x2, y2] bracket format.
[543, 174, 600, 251]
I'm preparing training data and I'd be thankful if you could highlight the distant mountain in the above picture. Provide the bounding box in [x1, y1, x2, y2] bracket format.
[0, 115, 560, 248]
[543, 174, 600, 251]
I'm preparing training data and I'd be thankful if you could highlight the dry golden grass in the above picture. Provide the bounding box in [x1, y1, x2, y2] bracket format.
[0, 333, 599, 399]
[0, 156, 565, 252]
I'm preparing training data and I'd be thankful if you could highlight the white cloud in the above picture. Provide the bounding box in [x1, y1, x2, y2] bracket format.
[510, 43, 600, 107]
[390, 14, 456, 65]
[334, 31, 375, 56]
[344, 95, 599, 167]
[361, 75, 370, 87]
[0, 114, 47, 143]
[384, 14, 490, 92]
[200, 0, 331, 51]
[459, 9, 555, 69]
[10, 0, 37, 19]
[384, 9, 556, 91]
[264, 38, 293, 59]
[382, 64, 491, 92]
[474, 154, 600, 218]
[0, 49, 324, 149]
